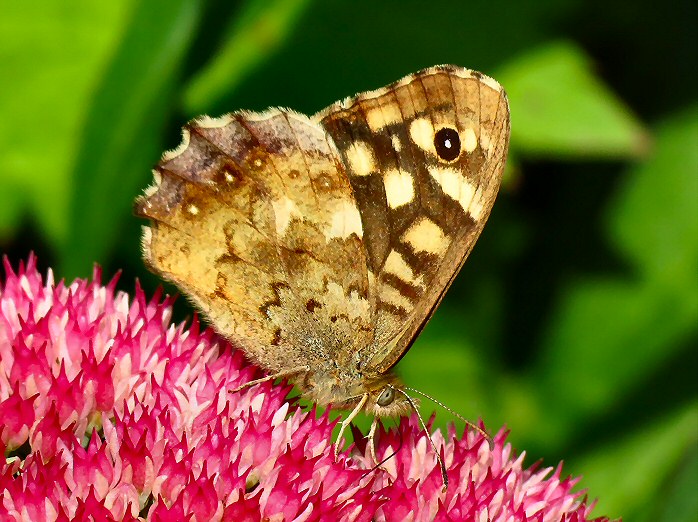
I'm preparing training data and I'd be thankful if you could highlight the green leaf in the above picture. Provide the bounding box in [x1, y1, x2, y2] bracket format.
[610, 106, 698, 283]
[184, 0, 312, 115]
[59, 0, 203, 278]
[573, 402, 698, 521]
[658, 443, 698, 522]
[531, 107, 698, 444]
[0, 1, 134, 245]
[499, 41, 650, 158]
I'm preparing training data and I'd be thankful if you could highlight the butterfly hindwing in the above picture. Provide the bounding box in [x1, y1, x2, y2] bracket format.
[136, 110, 374, 374]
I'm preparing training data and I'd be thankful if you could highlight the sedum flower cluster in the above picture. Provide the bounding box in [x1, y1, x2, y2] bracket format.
[0, 256, 609, 521]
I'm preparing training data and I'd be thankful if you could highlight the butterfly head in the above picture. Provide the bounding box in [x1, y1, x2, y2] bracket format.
[358, 375, 414, 418]
[366, 384, 413, 418]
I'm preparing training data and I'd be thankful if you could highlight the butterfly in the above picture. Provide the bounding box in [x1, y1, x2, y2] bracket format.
[135, 65, 510, 488]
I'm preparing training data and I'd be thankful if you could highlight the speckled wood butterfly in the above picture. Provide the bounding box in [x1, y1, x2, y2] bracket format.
[135, 65, 510, 487]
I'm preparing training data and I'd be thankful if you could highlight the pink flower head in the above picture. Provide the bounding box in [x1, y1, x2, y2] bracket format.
[0, 255, 612, 521]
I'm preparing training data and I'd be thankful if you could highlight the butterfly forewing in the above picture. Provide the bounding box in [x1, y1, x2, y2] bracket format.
[317, 66, 510, 372]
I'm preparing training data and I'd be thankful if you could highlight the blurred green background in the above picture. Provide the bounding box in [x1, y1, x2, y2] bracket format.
[1, 1, 696, 519]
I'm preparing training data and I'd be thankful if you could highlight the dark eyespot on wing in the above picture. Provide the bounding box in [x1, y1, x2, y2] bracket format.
[434, 127, 461, 161]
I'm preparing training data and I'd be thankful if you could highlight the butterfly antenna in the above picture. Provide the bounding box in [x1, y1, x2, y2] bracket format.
[395, 388, 449, 491]
[404, 386, 491, 446]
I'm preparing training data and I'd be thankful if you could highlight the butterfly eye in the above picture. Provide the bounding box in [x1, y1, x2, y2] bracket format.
[376, 386, 395, 407]
[434, 127, 461, 161]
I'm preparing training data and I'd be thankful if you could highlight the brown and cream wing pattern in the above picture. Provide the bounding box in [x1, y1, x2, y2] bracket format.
[135, 110, 375, 373]
[136, 65, 509, 382]
[317, 65, 510, 373]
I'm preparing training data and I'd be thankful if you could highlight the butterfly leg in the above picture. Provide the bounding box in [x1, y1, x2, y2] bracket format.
[367, 417, 380, 464]
[229, 365, 309, 394]
[334, 393, 368, 460]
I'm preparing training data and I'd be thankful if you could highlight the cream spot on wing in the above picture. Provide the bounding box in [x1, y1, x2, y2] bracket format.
[325, 281, 370, 321]
[428, 166, 484, 219]
[328, 200, 363, 239]
[162, 128, 191, 161]
[479, 129, 492, 153]
[383, 169, 414, 209]
[379, 283, 412, 311]
[186, 203, 200, 216]
[429, 165, 474, 206]
[345, 142, 376, 177]
[391, 134, 402, 152]
[348, 289, 371, 321]
[462, 128, 478, 153]
[366, 102, 403, 131]
[272, 196, 302, 235]
[401, 216, 449, 256]
[409, 118, 435, 153]
[384, 250, 424, 288]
